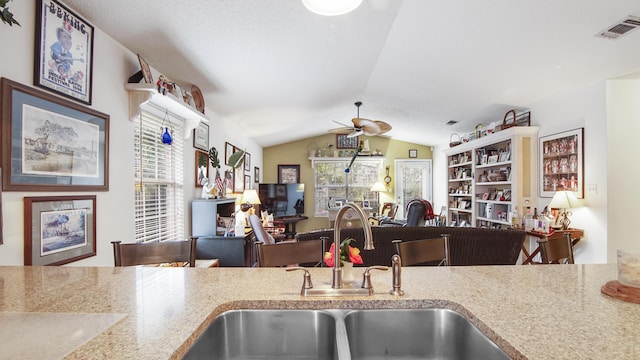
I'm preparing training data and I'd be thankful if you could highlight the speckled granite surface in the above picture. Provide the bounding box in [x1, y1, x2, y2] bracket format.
[0, 264, 638, 359]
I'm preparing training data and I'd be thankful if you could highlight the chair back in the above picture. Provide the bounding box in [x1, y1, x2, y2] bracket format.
[112, 237, 197, 267]
[380, 202, 398, 219]
[393, 234, 451, 266]
[405, 199, 428, 226]
[537, 232, 575, 264]
[249, 214, 276, 245]
[256, 239, 324, 267]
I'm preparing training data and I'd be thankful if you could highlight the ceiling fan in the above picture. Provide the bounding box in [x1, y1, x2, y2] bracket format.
[329, 101, 392, 138]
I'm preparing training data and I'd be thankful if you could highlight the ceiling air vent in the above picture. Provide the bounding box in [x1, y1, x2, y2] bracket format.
[446, 120, 458, 125]
[596, 15, 640, 40]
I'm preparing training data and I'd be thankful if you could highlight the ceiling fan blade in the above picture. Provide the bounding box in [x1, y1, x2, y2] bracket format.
[370, 120, 392, 135]
[333, 120, 353, 128]
[328, 126, 352, 134]
[352, 118, 381, 133]
[347, 129, 363, 138]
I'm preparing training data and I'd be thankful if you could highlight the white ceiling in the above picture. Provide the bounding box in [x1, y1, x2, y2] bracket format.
[64, 0, 640, 147]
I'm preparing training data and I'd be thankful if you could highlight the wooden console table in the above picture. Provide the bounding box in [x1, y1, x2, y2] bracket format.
[522, 228, 584, 265]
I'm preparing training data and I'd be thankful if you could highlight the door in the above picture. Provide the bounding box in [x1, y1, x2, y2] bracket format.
[394, 160, 432, 219]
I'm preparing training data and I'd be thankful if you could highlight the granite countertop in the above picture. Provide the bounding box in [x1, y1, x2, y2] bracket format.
[0, 264, 638, 359]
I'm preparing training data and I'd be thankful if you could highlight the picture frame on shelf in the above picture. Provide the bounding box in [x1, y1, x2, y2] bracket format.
[408, 149, 417, 158]
[499, 151, 511, 162]
[539, 128, 584, 198]
[1, 78, 109, 191]
[254, 167, 259, 183]
[278, 164, 300, 184]
[488, 155, 499, 164]
[137, 54, 153, 83]
[34, 0, 94, 105]
[225, 142, 235, 165]
[195, 150, 208, 187]
[193, 122, 209, 150]
[24, 195, 96, 266]
[336, 134, 358, 149]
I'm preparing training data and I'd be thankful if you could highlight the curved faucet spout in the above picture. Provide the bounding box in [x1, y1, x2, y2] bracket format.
[332, 202, 374, 289]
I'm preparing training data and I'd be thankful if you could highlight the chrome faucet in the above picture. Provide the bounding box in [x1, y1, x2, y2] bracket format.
[332, 202, 374, 289]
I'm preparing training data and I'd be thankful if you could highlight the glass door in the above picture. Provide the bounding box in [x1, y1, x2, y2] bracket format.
[394, 159, 432, 219]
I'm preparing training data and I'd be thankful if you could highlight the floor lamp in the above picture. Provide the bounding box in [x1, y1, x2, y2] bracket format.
[370, 181, 387, 215]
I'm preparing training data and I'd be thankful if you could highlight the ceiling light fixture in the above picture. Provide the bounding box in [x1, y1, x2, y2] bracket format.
[302, 0, 363, 16]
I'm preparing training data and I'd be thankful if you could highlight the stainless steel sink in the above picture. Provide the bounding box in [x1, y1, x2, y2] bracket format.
[183, 308, 512, 360]
[182, 309, 338, 359]
[344, 309, 511, 360]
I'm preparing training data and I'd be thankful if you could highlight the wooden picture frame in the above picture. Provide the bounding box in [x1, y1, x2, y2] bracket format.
[1, 78, 109, 191]
[254, 166, 260, 183]
[244, 175, 251, 191]
[234, 166, 244, 193]
[408, 149, 417, 158]
[195, 150, 208, 187]
[34, 0, 94, 104]
[278, 164, 300, 184]
[336, 134, 359, 149]
[225, 142, 235, 165]
[193, 122, 209, 150]
[539, 128, 584, 198]
[24, 195, 96, 265]
[137, 54, 153, 83]
[244, 152, 251, 172]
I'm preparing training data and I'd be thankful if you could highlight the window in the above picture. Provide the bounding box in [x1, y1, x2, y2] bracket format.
[313, 158, 383, 216]
[134, 110, 184, 242]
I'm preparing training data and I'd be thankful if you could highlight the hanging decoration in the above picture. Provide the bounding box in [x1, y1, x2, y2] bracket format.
[160, 110, 173, 145]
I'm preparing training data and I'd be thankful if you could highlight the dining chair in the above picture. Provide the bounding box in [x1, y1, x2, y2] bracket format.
[392, 234, 451, 266]
[537, 232, 575, 264]
[256, 239, 325, 267]
[112, 237, 197, 267]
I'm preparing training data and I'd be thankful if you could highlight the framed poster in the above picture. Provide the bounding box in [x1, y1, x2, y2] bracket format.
[225, 142, 235, 165]
[195, 150, 208, 187]
[408, 149, 417, 158]
[539, 128, 584, 198]
[193, 122, 209, 150]
[24, 195, 96, 265]
[278, 164, 300, 184]
[336, 134, 358, 149]
[34, 0, 94, 104]
[1, 78, 109, 191]
[244, 175, 251, 191]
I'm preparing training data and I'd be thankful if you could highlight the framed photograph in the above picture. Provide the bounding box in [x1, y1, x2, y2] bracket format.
[254, 167, 260, 183]
[1, 78, 109, 191]
[195, 149, 208, 187]
[278, 164, 300, 184]
[336, 134, 359, 149]
[137, 54, 153, 83]
[24, 195, 96, 265]
[244, 175, 251, 191]
[225, 142, 235, 165]
[334, 200, 343, 208]
[408, 149, 418, 158]
[193, 122, 209, 150]
[363, 200, 370, 208]
[539, 128, 584, 198]
[499, 151, 511, 162]
[34, 0, 94, 105]
[244, 152, 251, 172]
[488, 155, 499, 164]
[481, 154, 488, 165]
[482, 192, 490, 200]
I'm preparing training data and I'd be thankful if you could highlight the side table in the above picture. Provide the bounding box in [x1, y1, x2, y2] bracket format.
[522, 228, 584, 265]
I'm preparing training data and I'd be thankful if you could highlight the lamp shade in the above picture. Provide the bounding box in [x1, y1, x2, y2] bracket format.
[302, 0, 363, 16]
[241, 189, 261, 205]
[370, 181, 387, 193]
[549, 190, 579, 209]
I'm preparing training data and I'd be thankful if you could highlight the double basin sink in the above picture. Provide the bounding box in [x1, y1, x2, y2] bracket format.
[183, 308, 512, 359]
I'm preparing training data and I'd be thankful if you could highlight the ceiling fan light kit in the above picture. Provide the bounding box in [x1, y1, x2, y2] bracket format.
[302, 0, 363, 16]
[328, 101, 392, 138]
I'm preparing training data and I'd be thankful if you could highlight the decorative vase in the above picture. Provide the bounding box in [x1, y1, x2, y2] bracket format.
[342, 262, 355, 283]
[161, 127, 173, 145]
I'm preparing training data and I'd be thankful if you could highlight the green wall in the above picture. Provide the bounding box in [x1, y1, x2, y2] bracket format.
[263, 134, 433, 233]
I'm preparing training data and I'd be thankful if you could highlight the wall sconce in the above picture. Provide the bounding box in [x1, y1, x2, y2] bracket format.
[549, 190, 580, 230]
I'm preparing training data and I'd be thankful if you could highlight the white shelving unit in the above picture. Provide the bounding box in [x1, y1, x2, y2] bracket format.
[443, 126, 539, 228]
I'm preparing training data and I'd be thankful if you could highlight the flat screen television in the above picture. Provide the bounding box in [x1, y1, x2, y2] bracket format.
[258, 183, 305, 217]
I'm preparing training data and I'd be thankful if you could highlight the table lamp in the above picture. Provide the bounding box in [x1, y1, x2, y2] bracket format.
[370, 181, 387, 215]
[240, 189, 261, 214]
[548, 190, 579, 230]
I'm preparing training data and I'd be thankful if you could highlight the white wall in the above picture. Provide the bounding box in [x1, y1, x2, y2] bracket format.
[0, 1, 261, 266]
[606, 78, 640, 261]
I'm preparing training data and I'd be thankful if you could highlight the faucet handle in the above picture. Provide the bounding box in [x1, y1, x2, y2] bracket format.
[361, 265, 388, 290]
[286, 267, 313, 295]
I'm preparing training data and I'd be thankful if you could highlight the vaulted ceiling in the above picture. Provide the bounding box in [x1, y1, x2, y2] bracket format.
[64, 0, 640, 147]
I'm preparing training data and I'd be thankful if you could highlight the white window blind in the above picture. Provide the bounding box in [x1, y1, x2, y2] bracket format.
[134, 110, 184, 243]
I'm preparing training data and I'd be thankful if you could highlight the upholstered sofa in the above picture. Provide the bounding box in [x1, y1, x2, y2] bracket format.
[295, 226, 526, 266]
